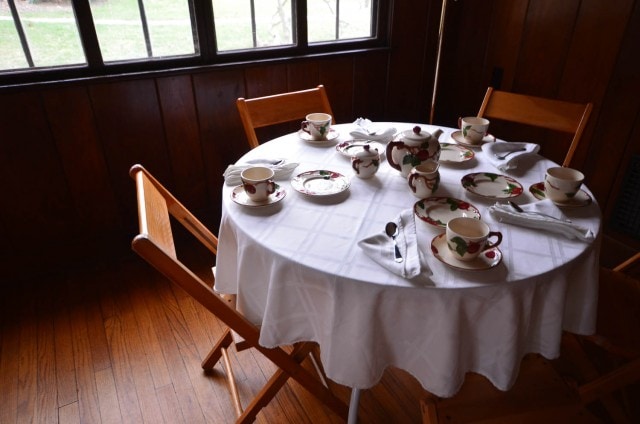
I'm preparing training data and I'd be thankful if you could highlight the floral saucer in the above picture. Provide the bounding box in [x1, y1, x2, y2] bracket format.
[431, 233, 502, 271]
[529, 182, 593, 207]
[291, 170, 350, 196]
[450, 130, 496, 149]
[439, 142, 475, 163]
[335, 140, 385, 158]
[462, 172, 523, 199]
[414, 197, 481, 228]
[231, 185, 286, 207]
[297, 128, 340, 144]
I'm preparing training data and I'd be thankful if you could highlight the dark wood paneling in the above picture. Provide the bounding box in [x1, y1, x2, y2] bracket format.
[353, 52, 389, 122]
[42, 86, 121, 238]
[156, 75, 207, 211]
[89, 79, 170, 228]
[319, 56, 356, 123]
[0, 91, 74, 252]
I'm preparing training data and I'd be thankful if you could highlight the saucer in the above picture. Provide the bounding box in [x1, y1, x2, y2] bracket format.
[439, 142, 475, 163]
[231, 185, 286, 207]
[529, 182, 593, 207]
[414, 197, 481, 228]
[430, 233, 502, 271]
[298, 128, 340, 144]
[291, 170, 350, 196]
[461, 172, 524, 198]
[450, 130, 495, 149]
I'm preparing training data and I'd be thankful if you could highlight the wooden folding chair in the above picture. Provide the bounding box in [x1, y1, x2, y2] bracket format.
[420, 252, 640, 423]
[477, 87, 593, 167]
[236, 84, 334, 149]
[129, 164, 348, 423]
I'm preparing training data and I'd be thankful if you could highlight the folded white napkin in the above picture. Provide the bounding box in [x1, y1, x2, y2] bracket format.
[489, 200, 595, 242]
[358, 209, 432, 279]
[482, 141, 540, 171]
[350, 118, 396, 143]
[223, 159, 299, 186]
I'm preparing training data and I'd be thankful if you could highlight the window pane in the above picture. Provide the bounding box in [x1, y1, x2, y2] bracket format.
[308, 0, 373, 43]
[90, 0, 195, 62]
[144, 0, 196, 57]
[213, 0, 293, 52]
[0, 1, 85, 71]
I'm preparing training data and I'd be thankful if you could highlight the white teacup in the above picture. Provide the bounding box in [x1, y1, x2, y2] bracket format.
[407, 160, 440, 198]
[301, 112, 332, 141]
[446, 217, 502, 261]
[240, 166, 276, 202]
[544, 167, 584, 204]
[458, 116, 490, 144]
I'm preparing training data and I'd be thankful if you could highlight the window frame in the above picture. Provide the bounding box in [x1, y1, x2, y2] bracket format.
[0, 0, 390, 87]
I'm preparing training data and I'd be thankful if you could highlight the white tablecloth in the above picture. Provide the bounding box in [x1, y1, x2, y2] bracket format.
[215, 123, 601, 397]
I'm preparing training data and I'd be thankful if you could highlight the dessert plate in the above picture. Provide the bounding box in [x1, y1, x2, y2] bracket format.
[335, 140, 385, 158]
[431, 233, 502, 271]
[297, 128, 340, 144]
[414, 197, 481, 228]
[439, 142, 474, 163]
[231, 185, 286, 207]
[529, 182, 593, 207]
[450, 130, 495, 149]
[291, 170, 350, 196]
[462, 172, 524, 199]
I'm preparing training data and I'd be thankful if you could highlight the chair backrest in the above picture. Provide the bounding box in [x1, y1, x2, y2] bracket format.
[129, 164, 261, 346]
[478, 87, 593, 167]
[236, 84, 334, 149]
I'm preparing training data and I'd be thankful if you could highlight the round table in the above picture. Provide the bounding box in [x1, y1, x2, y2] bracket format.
[215, 122, 601, 400]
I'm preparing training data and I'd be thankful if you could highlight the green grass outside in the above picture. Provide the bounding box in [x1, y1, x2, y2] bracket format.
[0, 0, 372, 72]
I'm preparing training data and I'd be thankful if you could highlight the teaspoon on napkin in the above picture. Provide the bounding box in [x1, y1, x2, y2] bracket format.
[385, 222, 403, 263]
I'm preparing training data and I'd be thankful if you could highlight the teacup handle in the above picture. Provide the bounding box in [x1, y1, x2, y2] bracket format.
[266, 181, 276, 195]
[301, 121, 310, 134]
[484, 231, 502, 251]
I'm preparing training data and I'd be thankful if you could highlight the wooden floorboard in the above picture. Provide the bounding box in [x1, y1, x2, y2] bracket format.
[1, 243, 637, 423]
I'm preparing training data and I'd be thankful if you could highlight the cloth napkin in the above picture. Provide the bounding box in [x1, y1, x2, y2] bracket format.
[350, 117, 396, 143]
[223, 159, 299, 186]
[482, 141, 540, 171]
[358, 209, 432, 279]
[489, 200, 595, 242]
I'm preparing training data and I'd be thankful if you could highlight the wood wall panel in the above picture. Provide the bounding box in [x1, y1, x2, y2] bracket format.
[319, 56, 356, 123]
[89, 79, 170, 228]
[0, 91, 75, 253]
[42, 86, 121, 239]
[353, 52, 389, 122]
[156, 75, 207, 212]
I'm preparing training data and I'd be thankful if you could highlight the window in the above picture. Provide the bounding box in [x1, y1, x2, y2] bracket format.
[0, 0, 385, 85]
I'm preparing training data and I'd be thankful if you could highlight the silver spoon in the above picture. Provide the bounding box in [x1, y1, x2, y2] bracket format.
[385, 222, 403, 263]
[494, 148, 526, 160]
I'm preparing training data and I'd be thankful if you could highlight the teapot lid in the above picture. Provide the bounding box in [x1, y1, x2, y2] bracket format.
[402, 125, 430, 141]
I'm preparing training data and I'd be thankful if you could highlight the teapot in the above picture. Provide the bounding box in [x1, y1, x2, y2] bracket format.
[386, 126, 443, 177]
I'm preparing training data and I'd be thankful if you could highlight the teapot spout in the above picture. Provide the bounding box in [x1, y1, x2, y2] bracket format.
[430, 128, 443, 141]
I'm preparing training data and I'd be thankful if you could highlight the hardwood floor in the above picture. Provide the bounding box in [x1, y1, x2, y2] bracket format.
[1, 241, 637, 423]
[0, 243, 428, 424]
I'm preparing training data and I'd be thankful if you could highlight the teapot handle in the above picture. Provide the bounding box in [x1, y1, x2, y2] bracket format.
[386, 141, 403, 171]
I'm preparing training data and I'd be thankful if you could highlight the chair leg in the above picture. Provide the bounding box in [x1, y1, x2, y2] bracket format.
[420, 397, 439, 424]
[201, 328, 234, 370]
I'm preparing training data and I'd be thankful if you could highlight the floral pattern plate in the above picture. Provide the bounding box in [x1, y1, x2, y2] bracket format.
[450, 130, 496, 149]
[231, 185, 286, 207]
[335, 140, 385, 158]
[461, 172, 523, 199]
[297, 128, 340, 144]
[291, 170, 350, 196]
[414, 197, 481, 228]
[529, 182, 593, 207]
[439, 142, 475, 163]
[431, 233, 502, 271]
